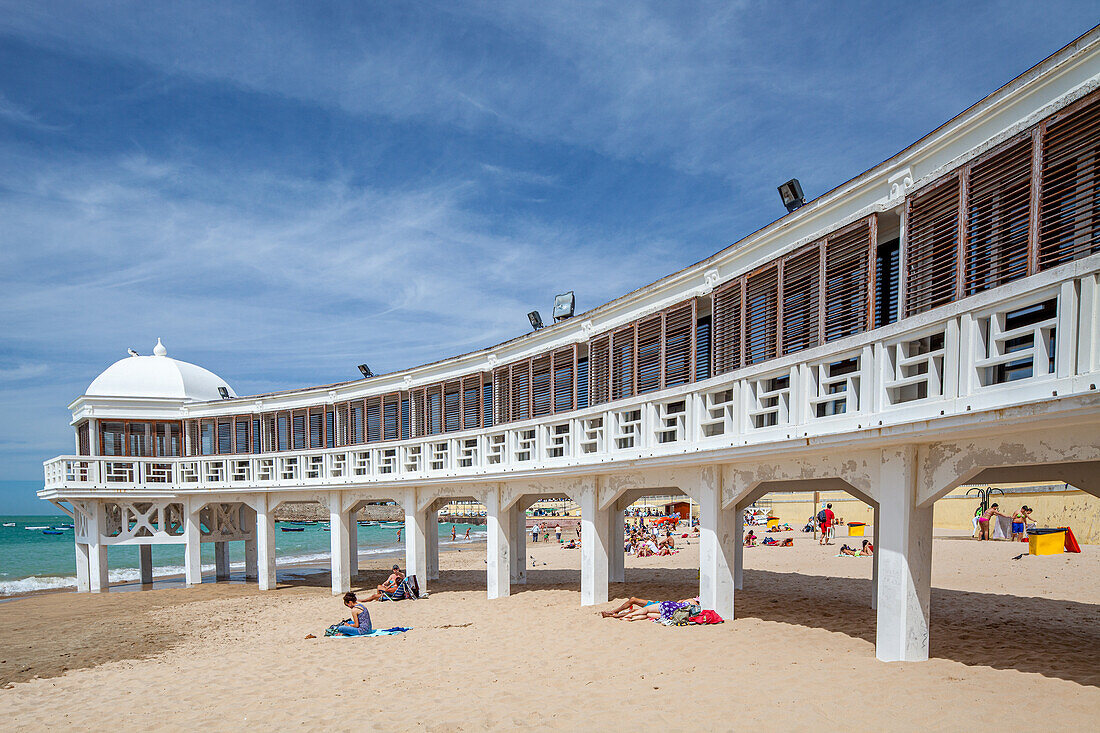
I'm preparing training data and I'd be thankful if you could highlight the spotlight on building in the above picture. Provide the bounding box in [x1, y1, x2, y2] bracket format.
[358, 364, 374, 378]
[528, 311, 544, 331]
[552, 291, 575, 322]
[778, 178, 806, 213]
[217, 386, 230, 399]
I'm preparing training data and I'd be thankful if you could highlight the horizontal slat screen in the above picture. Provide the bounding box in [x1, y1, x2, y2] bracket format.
[444, 382, 461, 432]
[492, 366, 510, 426]
[744, 265, 778, 365]
[553, 347, 575, 413]
[825, 218, 873, 341]
[610, 325, 636, 401]
[510, 361, 531, 422]
[965, 136, 1032, 294]
[1039, 93, 1100, 269]
[905, 174, 960, 316]
[636, 314, 662, 394]
[875, 240, 900, 328]
[532, 354, 553, 417]
[781, 245, 820, 354]
[663, 301, 695, 387]
[712, 280, 742, 375]
[462, 376, 481, 430]
[589, 334, 610, 406]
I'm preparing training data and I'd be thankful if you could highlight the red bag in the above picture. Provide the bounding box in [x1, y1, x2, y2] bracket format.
[688, 610, 724, 624]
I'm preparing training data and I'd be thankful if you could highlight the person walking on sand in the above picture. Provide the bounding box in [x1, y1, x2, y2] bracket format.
[555, 525, 563, 543]
[464, 527, 470, 540]
[818, 504, 835, 545]
[533, 522, 540, 542]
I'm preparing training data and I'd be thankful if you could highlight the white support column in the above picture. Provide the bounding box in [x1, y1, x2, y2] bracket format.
[403, 489, 428, 595]
[87, 502, 109, 592]
[256, 495, 277, 591]
[486, 487, 510, 599]
[139, 544, 154, 585]
[75, 542, 90, 593]
[329, 492, 351, 595]
[609, 507, 624, 584]
[509, 502, 527, 585]
[184, 500, 203, 586]
[243, 505, 258, 581]
[698, 467, 735, 618]
[733, 512, 744, 591]
[348, 516, 359, 578]
[871, 505, 880, 610]
[875, 446, 933, 662]
[579, 479, 608, 606]
[426, 506, 439, 581]
[214, 541, 230, 581]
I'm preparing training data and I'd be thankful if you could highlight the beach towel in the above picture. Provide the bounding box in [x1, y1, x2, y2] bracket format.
[330, 627, 412, 638]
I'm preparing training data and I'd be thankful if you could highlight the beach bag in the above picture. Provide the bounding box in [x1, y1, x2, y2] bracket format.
[817, 509, 827, 523]
[325, 619, 352, 637]
[669, 607, 693, 626]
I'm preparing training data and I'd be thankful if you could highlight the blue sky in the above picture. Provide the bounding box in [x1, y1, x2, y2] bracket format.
[0, 2, 1094, 512]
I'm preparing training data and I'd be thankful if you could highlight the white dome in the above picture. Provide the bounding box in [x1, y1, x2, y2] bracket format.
[86, 340, 236, 401]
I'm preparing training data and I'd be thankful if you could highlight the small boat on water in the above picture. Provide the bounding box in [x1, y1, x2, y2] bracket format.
[280, 527, 305, 532]
[42, 530, 64, 535]
[357, 521, 378, 526]
[2, 522, 15, 527]
[25, 526, 49, 530]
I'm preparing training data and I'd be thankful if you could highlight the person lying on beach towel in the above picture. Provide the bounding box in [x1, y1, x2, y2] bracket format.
[839, 540, 873, 557]
[599, 596, 698, 620]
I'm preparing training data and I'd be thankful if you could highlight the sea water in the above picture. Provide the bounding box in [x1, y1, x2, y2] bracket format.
[0, 515, 485, 597]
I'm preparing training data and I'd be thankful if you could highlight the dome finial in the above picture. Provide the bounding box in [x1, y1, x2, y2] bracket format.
[153, 338, 167, 357]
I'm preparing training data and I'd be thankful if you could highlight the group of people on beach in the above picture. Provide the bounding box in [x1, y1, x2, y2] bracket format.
[975, 503, 1038, 541]
[332, 564, 409, 636]
[625, 522, 685, 557]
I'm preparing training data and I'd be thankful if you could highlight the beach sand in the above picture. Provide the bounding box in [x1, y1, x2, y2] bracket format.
[1, 530, 1097, 730]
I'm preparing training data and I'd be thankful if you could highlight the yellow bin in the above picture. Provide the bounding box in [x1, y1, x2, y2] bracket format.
[1029, 529, 1065, 556]
[848, 523, 866, 537]
[767, 517, 779, 529]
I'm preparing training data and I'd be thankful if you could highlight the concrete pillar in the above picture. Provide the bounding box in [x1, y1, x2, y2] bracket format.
[139, 544, 154, 585]
[242, 505, 258, 580]
[214, 541, 230, 581]
[875, 446, 933, 662]
[426, 506, 439, 581]
[609, 507, 625, 584]
[348, 517, 359, 578]
[871, 505, 880, 610]
[510, 502, 527, 584]
[579, 481, 608, 606]
[403, 489, 428, 595]
[329, 493, 351, 595]
[184, 501, 203, 586]
[486, 488, 510, 599]
[256, 495, 277, 591]
[733, 511, 744, 591]
[698, 468, 735, 618]
[75, 542, 90, 592]
[87, 502, 109, 592]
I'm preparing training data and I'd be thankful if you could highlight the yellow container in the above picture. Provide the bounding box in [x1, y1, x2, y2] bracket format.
[848, 524, 865, 537]
[767, 517, 779, 528]
[1029, 530, 1065, 556]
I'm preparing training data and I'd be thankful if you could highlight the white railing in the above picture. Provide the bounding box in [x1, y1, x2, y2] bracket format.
[42, 263, 1100, 493]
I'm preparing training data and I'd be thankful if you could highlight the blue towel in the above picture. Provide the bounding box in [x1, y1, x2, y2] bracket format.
[364, 627, 411, 637]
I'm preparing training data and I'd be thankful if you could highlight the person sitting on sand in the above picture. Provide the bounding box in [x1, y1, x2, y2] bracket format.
[561, 538, 578, 549]
[335, 592, 373, 635]
[744, 529, 757, 547]
[359, 564, 405, 602]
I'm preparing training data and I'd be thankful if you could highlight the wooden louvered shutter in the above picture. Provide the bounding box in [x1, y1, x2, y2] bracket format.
[410, 388, 426, 438]
[636, 314, 662, 394]
[904, 174, 960, 316]
[965, 135, 1033, 294]
[325, 408, 334, 448]
[663, 300, 694, 387]
[365, 397, 381, 442]
[78, 422, 90, 455]
[218, 417, 233, 454]
[825, 217, 874, 341]
[462, 375, 481, 429]
[712, 280, 742, 375]
[186, 419, 200, 456]
[492, 366, 510, 425]
[552, 347, 575, 413]
[744, 265, 778, 365]
[236, 416, 251, 453]
[510, 361, 531, 421]
[695, 314, 711, 381]
[291, 410, 307, 450]
[444, 381, 461, 432]
[309, 408, 324, 449]
[531, 354, 553, 417]
[350, 402, 364, 444]
[383, 394, 400, 440]
[336, 403, 349, 446]
[610, 325, 636, 400]
[1038, 92, 1100, 270]
[589, 334, 610, 406]
[427, 384, 443, 434]
[781, 245, 821, 354]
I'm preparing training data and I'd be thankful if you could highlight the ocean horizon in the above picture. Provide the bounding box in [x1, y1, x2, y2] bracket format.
[0, 514, 485, 597]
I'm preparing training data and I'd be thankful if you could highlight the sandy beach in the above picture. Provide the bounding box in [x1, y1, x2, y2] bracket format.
[1, 531, 1097, 730]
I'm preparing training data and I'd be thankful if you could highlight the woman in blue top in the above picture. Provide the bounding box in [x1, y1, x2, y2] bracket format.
[336, 592, 373, 636]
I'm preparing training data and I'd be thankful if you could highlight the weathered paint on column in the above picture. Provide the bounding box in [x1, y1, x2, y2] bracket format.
[426, 506, 439, 581]
[580, 478, 608, 606]
[871, 505, 880, 610]
[609, 507, 625, 584]
[698, 466, 735, 618]
[403, 488, 428, 595]
[329, 492, 351, 595]
[486, 486, 510, 599]
[242, 505, 258, 580]
[214, 541, 230, 581]
[75, 542, 90, 592]
[875, 446, 933, 662]
[184, 500, 202, 586]
[139, 544, 154, 585]
[510, 501, 527, 584]
[733, 513, 744, 591]
[256, 495, 277, 591]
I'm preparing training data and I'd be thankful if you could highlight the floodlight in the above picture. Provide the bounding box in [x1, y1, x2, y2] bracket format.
[528, 311, 544, 331]
[358, 364, 374, 378]
[778, 178, 805, 213]
[552, 291, 575, 322]
[217, 386, 230, 399]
